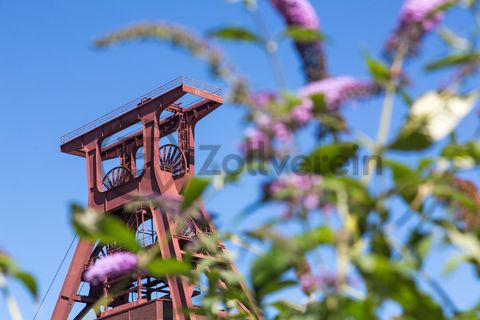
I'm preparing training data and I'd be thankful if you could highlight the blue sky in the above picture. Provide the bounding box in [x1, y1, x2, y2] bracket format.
[0, 1, 479, 319]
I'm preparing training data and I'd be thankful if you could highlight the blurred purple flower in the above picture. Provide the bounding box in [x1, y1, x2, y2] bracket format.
[269, 174, 321, 194]
[270, 0, 327, 81]
[240, 127, 272, 159]
[269, 174, 322, 211]
[299, 76, 378, 111]
[255, 113, 273, 127]
[299, 271, 347, 293]
[321, 203, 335, 215]
[317, 273, 340, 289]
[401, 0, 446, 25]
[299, 273, 317, 293]
[386, 0, 449, 55]
[251, 91, 279, 109]
[302, 193, 320, 210]
[292, 98, 314, 124]
[272, 122, 292, 141]
[295, 42, 328, 83]
[84, 252, 138, 285]
[244, 127, 269, 150]
[270, 0, 319, 29]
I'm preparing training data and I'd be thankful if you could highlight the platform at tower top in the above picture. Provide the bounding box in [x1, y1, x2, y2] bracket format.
[60, 76, 223, 146]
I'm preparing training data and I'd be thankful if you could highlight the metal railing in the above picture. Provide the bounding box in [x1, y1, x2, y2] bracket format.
[60, 76, 222, 144]
[92, 94, 212, 152]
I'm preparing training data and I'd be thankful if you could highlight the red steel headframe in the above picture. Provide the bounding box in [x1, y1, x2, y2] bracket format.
[52, 77, 261, 319]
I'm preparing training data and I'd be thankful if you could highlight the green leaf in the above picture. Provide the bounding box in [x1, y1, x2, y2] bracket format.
[399, 89, 414, 107]
[12, 271, 38, 300]
[390, 91, 478, 151]
[371, 230, 392, 258]
[425, 52, 480, 71]
[447, 228, 480, 264]
[389, 117, 433, 151]
[272, 296, 377, 319]
[147, 258, 191, 277]
[72, 205, 140, 252]
[250, 225, 333, 301]
[431, 180, 478, 213]
[387, 160, 419, 183]
[416, 235, 432, 261]
[453, 303, 480, 320]
[406, 230, 433, 268]
[218, 270, 242, 285]
[0, 254, 38, 300]
[308, 93, 347, 133]
[321, 176, 377, 230]
[181, 177, 210, 210]
[0, 254, 16, 274]
[365, 54, 391, 83]
[251, 247, 294, 300]
[441, 141, 480, 168]
[271, 300, 305, 318]
[437, 27, 470, 50]
[355, 255, 445, 319]
[418, 158, 435, 172]
[258, 279, 297, 298]
[295, 225, 334, 251]
[314, 296, 377, 320]
[282, 26, 325, 42]
[300, 142, 358, 175]
[208, 26, 259, 42]
[310, 93, 327, 114]
[444, 254, 468, 275]
[385, 160, 422, 204]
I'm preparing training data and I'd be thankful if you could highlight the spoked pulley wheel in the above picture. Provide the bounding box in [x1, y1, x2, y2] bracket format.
[159, 144, 187, 177]
[102, 166, 133, 190]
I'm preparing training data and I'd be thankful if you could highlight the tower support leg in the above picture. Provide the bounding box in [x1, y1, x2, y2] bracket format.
[51, 240, 93, 320]
[151, 205, 195, 320]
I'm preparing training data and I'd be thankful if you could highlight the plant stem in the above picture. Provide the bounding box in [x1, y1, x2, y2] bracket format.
[247, 2, 287, 90]
[336, 188, 353, 289]
[375, 52, 405, 148]
[0, 273, 23, 320]
[363, 49, 406, 185]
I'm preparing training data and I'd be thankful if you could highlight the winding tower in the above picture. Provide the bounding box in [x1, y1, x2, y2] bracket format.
[52, 77, 257, 319]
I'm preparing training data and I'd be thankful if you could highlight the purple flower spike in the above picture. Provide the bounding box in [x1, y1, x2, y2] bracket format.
[251, 91, 279, 109]
[292, 98, 314, 124]
[386, 0, 449, 56]
[244, 127, 270, 151]
[302, 193, 320, 210]
[269, 174, 320, 194]
[299, 271, 350, 293]
[270, 0, 327, 81]
[240, 127, 273, 159]
[270, 0, 320, 29]
[268, 174, 322, 211]
[83, 252, 138, 286]
[272, 122, 292, 141]
[401, 0, 446, 24]
[299, 273, 318, 293]
[299, 76, 378, 111]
